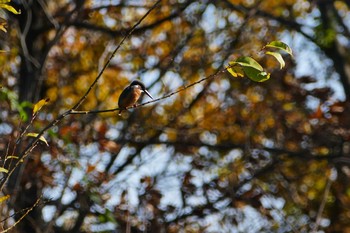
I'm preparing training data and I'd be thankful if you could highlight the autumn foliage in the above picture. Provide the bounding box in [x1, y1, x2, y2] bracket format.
[1, 0, 350, 232]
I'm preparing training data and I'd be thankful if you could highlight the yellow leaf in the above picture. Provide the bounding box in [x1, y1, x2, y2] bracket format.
[5, 156, 24, 162]
[26, 133, 49, 146]
[0, 22, 6, 32]
[264, 41, 293, 57]
[227, 64, 244, 78]
[0, 167, 8, 173]
[0, 3, 21, 14]
[33, 98, 50, 115]
[0, 195, 10, 203]
[266, 51, 285, 69]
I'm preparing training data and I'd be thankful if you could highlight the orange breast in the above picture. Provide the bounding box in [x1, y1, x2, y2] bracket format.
[118, 87, 142, 109]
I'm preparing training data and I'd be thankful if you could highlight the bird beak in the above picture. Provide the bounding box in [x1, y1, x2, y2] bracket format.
[144, 89, 153, 99]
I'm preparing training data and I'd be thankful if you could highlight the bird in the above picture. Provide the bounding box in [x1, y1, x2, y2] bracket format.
[118, 80, 153, 115]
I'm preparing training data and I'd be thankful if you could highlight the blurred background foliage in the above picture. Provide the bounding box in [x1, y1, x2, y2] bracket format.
[1, 0, 350, 232]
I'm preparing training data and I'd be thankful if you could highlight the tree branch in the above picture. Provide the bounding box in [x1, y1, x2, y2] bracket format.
[0, 0, 162, 191]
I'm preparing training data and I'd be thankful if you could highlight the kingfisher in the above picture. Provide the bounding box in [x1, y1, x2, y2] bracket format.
[118, 80, 153, 115]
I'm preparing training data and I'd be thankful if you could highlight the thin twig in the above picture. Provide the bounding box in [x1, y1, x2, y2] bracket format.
[19, 0, 40, 69]
[311, 170, 333, 233]
[0, 0, 162, 190]
[69, 66, 230, 115]
[37, 0, 59, 29]
[0, 195, 43, 233]
[71, 0, 162, 111]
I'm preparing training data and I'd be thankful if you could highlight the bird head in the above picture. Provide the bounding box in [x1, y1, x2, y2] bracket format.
[130, 80, 153, 99]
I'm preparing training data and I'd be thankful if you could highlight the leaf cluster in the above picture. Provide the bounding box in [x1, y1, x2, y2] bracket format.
[1, 0, 350, 232]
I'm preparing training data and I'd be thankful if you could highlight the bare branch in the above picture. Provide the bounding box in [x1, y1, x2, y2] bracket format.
[61, 1, 191, 37]
[71, 0, 162, 111]
[69, 66, 230, 115]
[0, 0, 162, 190]
[311, 171, 334, 233]
[0, 195, 42, 233]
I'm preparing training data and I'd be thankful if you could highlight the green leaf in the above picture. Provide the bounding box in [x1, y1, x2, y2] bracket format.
[228, 57, 270, 82]
[264, 41, 293, 57]
[0, 195, 10, 203]
[19, 101, 32, 121]
[0, 167, 8, 173]
[244, 67, 271, 82]
[98, 209, 117, 223]
[26, 133, 49, 146]
[232, 56, 263, 71]
[0, 87, 31, 121]
[33, 98, 50, 115]
[0, 3, 21, 14]
[266, 51, 285, 69]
